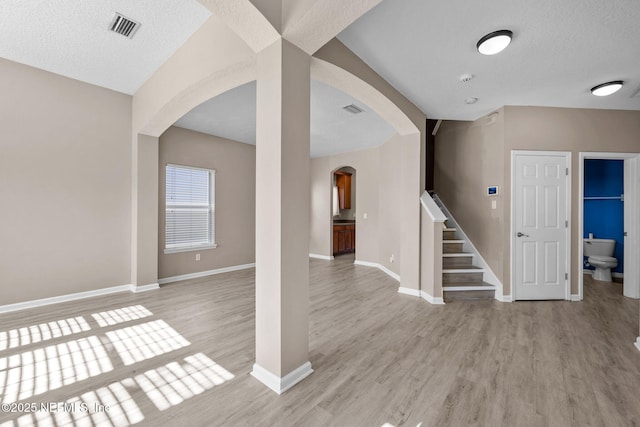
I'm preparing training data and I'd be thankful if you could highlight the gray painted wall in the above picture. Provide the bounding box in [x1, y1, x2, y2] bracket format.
[0, 58, 132, 305]
[158, 126, 256, 280]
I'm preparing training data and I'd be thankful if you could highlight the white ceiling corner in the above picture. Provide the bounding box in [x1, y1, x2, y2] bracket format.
[0, 0, 211, 94]
[3, 0, 639, 156]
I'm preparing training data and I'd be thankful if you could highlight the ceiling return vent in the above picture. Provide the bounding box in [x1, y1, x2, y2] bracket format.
[342, 104, 364, 114]
[109, 13, 141, 39]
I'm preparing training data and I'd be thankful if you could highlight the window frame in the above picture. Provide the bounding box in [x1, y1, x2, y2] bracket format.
[163, 163, 217, 255]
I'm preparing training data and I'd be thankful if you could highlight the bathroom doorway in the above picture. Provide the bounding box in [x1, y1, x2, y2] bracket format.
[578, 152, 640, 300]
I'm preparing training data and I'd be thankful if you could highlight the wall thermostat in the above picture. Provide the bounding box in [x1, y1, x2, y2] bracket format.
[487, 186, 499, 196]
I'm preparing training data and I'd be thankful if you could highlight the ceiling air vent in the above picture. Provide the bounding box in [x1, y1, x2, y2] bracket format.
[342, 104, 364, 114]
[109, 13, 141, 39]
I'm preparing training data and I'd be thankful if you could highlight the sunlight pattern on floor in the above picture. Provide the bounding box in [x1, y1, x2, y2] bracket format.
[0, 306, 233, 426]
[0, 317, 90, 351]
[1, 380, 144, 427]
[0, 353, 235, 427]
[105, 320, 190, 366]
[134, 353, 235, 411]
[0, 336, 112, 403]
[92, 306, 153, 328]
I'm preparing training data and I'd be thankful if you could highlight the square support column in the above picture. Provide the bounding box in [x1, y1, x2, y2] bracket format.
[251, 39, 313, 394]
[132, 133, 159, 290]
[400, 133, 422, 292]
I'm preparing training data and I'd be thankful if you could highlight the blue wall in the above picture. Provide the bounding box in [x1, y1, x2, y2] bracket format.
[584, 159, 624, 273]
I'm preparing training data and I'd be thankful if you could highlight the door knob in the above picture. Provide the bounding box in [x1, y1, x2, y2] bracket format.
[516, 232, 529, 237]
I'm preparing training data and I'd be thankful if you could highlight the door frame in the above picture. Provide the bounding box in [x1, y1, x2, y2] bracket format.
[510, 150, 572, 301]
[578, 152, 640, 300]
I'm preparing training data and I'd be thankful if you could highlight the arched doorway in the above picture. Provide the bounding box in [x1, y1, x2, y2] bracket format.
[331, 166, 357, 259]
[130, 17, 424, 393]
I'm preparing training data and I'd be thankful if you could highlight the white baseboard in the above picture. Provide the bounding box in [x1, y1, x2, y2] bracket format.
[133, 283, 160, 293]
[251, 361, 313, 394]
[571, 294, 582, 301]
[309, 253, 334, 260]
[398, 287, 420, 297]
[635, 337, 640, 353]
[354, 260, 400, 282]
[0, 283, 159, 314]
[158, 263, 256, 285]
[398, 287, 447, 305]
[420, 291, 445, 305]
[495, 294, 513, 303]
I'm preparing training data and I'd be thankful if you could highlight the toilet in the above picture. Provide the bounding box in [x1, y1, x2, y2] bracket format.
[584, 238, 618, 282]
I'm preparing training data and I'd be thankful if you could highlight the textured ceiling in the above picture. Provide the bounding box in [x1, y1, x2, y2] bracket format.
[3, 0, 639, 152]
[175, 80, 396, 158]
[0, 0, 210, 94]
[338, 0, 640, 120]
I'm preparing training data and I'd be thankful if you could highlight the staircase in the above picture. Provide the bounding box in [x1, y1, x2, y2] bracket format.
[442, 223, 495, 301]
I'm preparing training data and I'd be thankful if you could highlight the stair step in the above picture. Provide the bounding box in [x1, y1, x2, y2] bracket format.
[442, 241, 463, 253]
[443, 269, 484, 283]
[442, 231, 458, 240]
[443, 282, 495, 289]
[443, 289, 495, 301]
[443, 255, 473, 268]
[442, 267, 483, 273]
[444, 282, 495, 301]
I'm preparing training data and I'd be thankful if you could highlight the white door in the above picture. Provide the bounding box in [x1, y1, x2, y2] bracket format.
[513, 152, 570, 300]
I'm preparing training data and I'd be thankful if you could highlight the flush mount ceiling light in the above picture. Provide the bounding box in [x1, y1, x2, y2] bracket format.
[477, 30, 513, 55]
[465, 97, 478, 105]
[590, 81, 624, 96]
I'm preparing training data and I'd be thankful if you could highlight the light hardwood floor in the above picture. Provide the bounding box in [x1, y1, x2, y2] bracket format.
[1, 256, 639, 426]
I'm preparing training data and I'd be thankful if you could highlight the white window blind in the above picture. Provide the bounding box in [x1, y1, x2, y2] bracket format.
[165, 164, 216, 253]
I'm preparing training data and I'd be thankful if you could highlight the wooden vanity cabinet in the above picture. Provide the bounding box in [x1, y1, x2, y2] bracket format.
[333, 223, 355, 255]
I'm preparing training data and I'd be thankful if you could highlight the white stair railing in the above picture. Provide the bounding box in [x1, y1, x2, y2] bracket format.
[420, 191, 446, 304]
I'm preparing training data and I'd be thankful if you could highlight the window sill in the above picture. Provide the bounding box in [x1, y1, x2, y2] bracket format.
[164, 244, 218, 255]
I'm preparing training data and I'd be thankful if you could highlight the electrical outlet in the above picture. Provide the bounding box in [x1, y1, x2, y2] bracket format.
[363, 212, 368, 219]
[390, 254, 395, 263]
[196, 253, 200, 261]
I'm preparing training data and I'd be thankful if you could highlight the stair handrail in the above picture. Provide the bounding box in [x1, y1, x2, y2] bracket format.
[420, 191, 447, 222]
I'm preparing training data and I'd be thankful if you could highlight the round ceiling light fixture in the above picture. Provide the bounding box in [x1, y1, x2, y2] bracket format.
[465, 97, 478, 105]
[590, 81, 624, 96]
[477, 30, 513, 55]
